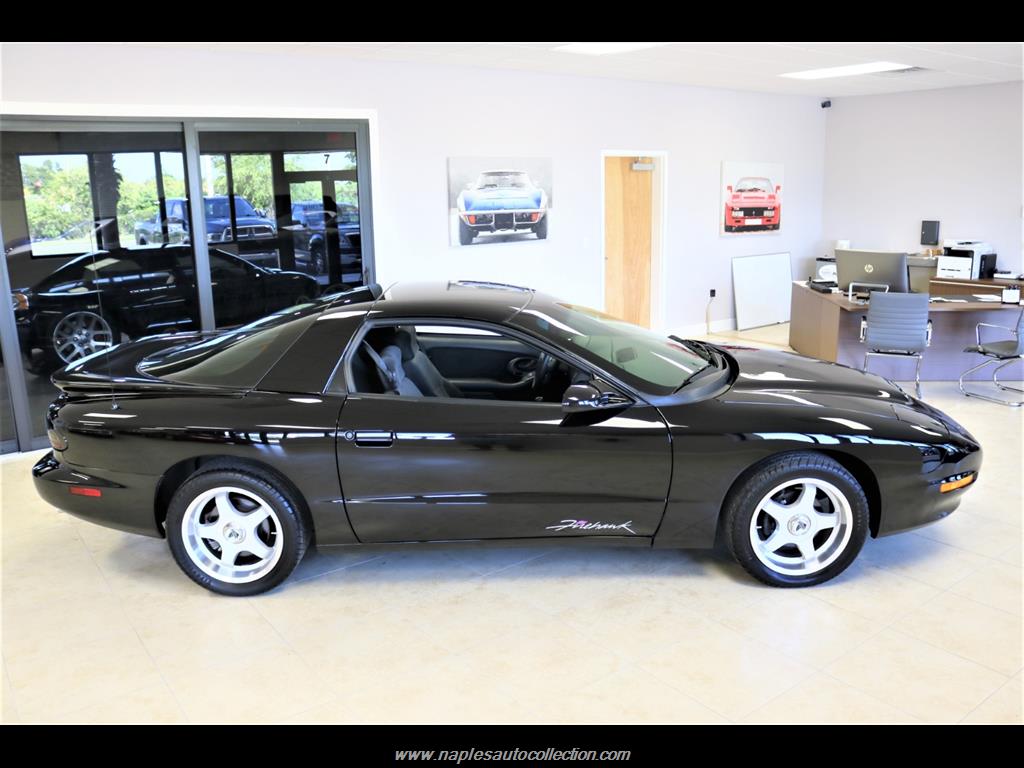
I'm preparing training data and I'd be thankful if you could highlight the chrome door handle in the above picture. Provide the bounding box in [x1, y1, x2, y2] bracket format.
[352, 430, 394, 447]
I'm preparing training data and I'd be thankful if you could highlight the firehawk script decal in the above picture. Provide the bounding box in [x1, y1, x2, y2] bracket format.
[545, 519, 638, 535]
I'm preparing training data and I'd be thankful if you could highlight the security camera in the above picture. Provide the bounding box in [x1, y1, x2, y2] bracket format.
[821, 99, 832, 109]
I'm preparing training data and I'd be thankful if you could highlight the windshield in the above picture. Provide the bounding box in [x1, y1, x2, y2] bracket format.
[512, 303, 714, 395]
[735, 177, 772, 192]
[477, 172, 530, 190]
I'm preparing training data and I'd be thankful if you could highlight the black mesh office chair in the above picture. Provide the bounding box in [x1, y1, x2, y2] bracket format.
[859, 292, 932, 398]
[959, 307, 1024, 407]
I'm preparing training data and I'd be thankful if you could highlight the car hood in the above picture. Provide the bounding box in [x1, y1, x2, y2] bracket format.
[721, 346, 912, 407]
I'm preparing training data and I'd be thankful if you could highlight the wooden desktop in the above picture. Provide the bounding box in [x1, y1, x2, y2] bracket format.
[789, 279, 1023, 381]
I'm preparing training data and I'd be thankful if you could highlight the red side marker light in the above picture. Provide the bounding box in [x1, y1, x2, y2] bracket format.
[69, 486, 102, 497]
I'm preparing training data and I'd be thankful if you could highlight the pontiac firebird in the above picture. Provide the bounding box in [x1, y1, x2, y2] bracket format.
[33, 281, 982, 595]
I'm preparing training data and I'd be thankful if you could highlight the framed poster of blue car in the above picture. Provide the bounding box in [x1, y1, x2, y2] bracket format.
[448, 157, 552, 247]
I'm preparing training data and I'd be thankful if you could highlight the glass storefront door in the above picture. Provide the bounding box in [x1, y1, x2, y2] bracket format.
[0, 118, 373, 453]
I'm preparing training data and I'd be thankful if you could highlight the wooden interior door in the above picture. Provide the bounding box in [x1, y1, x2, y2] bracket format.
[604, 156, 653, 327]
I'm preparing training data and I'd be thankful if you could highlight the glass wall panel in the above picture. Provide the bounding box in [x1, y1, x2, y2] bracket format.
[1, 127, 200, 446]
[198, 129, 367, 327]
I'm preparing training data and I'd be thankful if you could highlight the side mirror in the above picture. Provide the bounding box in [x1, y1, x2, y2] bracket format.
[775, 185, 781, 194]
[562, 383, 631, 414]
[726, 185, 733, 193]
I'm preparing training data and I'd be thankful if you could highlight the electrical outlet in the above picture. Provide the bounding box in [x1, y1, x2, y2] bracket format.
[709, 289, 716, 298]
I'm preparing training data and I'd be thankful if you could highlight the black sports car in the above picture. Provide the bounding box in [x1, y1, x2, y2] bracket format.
[33, 281, 982, 595]
[11, 245, 319, 371]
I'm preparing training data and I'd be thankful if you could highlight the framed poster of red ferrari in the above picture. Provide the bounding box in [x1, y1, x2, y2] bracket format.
[720, 161, 783, 236]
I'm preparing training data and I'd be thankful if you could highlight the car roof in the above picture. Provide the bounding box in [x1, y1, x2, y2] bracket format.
[319, 280, 537, 324]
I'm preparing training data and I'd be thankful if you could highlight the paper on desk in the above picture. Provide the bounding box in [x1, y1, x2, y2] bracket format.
[973, 294, 1002, 301]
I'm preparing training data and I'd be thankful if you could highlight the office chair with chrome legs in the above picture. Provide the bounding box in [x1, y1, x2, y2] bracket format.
[959, 307, 1024, 407]
[859, 291, 932, 399]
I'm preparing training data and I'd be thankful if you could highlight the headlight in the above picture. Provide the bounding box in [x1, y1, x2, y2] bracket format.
[11, 292, 29, 312]
[732, 208, 742, 216]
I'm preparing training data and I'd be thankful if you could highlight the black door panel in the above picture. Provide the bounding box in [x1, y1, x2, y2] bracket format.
[336, 395, 671, 542]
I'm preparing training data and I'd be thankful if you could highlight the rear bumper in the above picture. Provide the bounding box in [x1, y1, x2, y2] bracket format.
[32, 451, 163, 538]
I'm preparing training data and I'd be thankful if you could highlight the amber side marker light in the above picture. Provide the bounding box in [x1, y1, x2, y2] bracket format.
[69, 486, 102, 498]
[939, 473, 976, 493]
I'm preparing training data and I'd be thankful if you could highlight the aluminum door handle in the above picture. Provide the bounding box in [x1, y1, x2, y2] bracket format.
[352, 430, 395, 447]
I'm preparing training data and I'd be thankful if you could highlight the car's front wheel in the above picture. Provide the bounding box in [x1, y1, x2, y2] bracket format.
[723, 453, 868, 587]
[166, 469, 310, 596]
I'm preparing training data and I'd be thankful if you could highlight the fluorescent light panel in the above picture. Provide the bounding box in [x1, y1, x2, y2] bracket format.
[555, 43, 667, 56]
[781, 61, 916, 80]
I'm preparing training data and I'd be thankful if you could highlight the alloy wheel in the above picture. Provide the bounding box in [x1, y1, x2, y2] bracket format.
[181, 486, 284, 584]
[51, 311, 115, 363]
[748, 477, 853, 576]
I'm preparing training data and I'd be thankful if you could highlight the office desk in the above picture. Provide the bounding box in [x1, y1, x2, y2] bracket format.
[929, 276, 1021, 297]
[789, 282, 1023, 381]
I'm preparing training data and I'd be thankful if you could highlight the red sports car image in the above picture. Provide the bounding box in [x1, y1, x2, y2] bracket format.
[723, 176, 781, 233]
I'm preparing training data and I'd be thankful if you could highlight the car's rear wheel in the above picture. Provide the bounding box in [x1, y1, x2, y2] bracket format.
[166, 469, 310, 596]
[723, 453, 868, 587]
[533, 215, 548, 240]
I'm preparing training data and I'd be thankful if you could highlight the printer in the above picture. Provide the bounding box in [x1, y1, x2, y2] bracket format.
[937, 240, 997, 280]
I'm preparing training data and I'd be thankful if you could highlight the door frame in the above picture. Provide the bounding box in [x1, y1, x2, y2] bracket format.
[599, 150, 668, 330]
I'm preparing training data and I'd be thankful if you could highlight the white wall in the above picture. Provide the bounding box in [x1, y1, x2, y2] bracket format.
[1, 44, 828, 333]
[823, 82, 1023, 273]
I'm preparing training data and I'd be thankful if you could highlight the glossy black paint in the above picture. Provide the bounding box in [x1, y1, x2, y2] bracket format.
[34, 282, 982, 552]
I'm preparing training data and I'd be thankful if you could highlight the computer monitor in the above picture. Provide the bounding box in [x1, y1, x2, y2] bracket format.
[835, 249, 909, 294]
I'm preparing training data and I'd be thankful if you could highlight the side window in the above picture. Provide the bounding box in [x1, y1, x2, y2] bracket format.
[350, 323, 584, 403]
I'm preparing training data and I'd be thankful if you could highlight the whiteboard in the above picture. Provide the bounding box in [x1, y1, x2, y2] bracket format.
[732, 252, 792, 330]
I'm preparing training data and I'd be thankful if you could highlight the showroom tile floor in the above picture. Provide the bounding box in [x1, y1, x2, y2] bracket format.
[1, 325, 1021, 724]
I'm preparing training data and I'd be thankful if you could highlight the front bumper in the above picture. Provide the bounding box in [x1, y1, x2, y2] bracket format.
[724, 207, 780, 230]
[875, 432, 983, 536]
[33, 451, 163, 538]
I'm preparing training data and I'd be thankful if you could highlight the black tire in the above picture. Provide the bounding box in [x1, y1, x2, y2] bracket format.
[166, 468, 311, 596]
[533, 215, 548, 240]
[723, 452, 868, 587]
[458, 219, 476, 245]
[311, 244, 325, 275]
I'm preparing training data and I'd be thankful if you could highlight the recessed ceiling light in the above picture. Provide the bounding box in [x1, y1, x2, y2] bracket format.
[554, 43, 667, 56]
[780, 61, 916, 80]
